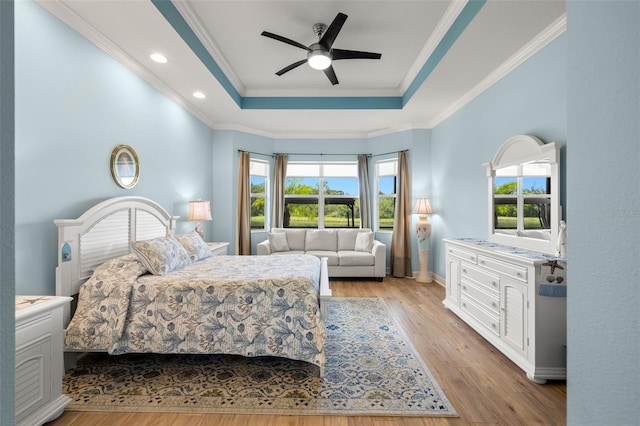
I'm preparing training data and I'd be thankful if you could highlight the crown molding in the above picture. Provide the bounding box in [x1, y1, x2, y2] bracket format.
[35, 0, 219, 130]
[35, 1, 565, 140]
[172, 1, 246, 95]
[399, 0, 468, 94]
[427, 13, 567, 128]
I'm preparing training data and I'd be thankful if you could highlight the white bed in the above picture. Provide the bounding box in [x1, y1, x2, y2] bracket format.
[55, 196, 331, 375]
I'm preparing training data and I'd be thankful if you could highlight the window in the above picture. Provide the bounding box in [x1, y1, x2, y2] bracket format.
[250, 159, 268, 230]
[376, 159, 397, 230]
[493, 162, 552, 231]
[284, 162, 359, 228]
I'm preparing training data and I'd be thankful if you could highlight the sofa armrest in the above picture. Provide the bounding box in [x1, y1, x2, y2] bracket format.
[372, 240, 386, 277]
[257, 239, 272, 255]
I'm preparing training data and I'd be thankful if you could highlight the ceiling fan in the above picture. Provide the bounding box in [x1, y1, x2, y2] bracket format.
[261, 12, 382, 85]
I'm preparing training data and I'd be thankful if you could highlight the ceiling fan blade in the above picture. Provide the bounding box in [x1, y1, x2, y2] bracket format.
[275, 59, 308, 76]
[331, 49, 382, 61]
[323, 65, 339, 85]
[319, 12, 347, 49]
[261, 31, 310, 51]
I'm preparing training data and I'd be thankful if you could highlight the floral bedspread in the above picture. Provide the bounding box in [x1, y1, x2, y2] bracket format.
[65, 254, 325, 369]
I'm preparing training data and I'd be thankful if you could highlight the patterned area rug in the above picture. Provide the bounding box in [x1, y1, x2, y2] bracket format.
[63, 297, 457, 416]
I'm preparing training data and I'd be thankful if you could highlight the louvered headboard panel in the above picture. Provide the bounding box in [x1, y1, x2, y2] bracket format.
[55, 197, 178, 312]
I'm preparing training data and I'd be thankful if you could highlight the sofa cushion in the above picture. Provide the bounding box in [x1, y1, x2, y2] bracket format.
[305, 250, 339, 266]
[337, 229, 360, 251]
[338, 251, 375, 266]
[305, 230, 337, 251]
[272, 250, 305, 256]
[354, 232, 374, 252]
[268, 232, 290, 252]
[283, 229, 306, 251]
[271, 228, 306, 251]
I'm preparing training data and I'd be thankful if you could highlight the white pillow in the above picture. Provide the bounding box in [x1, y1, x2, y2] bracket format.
[268, 232, 290, 252]
[354, 232, 374, 252]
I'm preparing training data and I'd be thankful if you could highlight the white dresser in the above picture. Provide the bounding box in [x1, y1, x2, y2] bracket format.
[443, 238, 567, 383]
[15, 296, 72, 426]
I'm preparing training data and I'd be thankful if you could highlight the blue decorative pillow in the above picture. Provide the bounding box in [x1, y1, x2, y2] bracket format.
[174, 231, 212, 261]
[130, 236, 191, 275]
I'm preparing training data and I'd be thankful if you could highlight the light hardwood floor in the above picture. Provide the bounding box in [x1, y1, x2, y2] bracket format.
[48, 277, 566, 426]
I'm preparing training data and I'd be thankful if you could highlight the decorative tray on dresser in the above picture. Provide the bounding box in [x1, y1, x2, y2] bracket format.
[443, 238, 567, 383]
[15, 295, 72, 426]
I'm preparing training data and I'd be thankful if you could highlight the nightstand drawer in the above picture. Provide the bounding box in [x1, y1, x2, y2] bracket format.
[15, 313, 51, 349]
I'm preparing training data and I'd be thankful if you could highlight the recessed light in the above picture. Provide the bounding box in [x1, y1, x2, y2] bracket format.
[150, 53, 168, 64]
[193, 91, 206, 99]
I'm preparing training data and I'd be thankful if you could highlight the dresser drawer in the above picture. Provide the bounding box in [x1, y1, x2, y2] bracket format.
[478, 255, 528, 282]
[461, 294, 500, 337]
[461, 279, 500, 314]
[448, 246, 477, 263]
[461, 263, 500, 294]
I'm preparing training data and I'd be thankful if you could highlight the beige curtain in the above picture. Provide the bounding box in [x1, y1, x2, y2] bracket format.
[390, 151, 412, 277]
[236, 151, 251, 255]
[271, 154, 288, 228]
[357, 154, 371, 229]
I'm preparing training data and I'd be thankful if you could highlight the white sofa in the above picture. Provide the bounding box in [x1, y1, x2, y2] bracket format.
[257, 228, 386, 280]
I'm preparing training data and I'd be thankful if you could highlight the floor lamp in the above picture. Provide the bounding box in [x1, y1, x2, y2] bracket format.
[413, 198, 434, 283]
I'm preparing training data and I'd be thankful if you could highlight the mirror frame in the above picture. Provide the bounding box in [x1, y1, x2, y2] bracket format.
[484, 135, 560, 255]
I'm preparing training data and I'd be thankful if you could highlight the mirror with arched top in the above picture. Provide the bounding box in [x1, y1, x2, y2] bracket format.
[484, 135, 561, 255]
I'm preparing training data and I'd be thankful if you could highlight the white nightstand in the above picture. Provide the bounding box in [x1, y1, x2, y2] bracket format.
[208, 242, 230, 256]
[15, 295, 72, 426]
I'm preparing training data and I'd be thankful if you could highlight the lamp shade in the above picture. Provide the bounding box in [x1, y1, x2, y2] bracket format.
[412, 198, 434, 215]
[188, 200, 212, 221]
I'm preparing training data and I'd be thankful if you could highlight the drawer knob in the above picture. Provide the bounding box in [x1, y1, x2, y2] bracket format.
[480, 260, 485, 265]
[492, 323, 497, 329]
[462, 303, 467, 308]
[462, 269, 467, 273]
[492, 302, 497, 308]
[470, 256, 475, 261]
[462, 286, 467, 291]
[492, 281, 497, 287]
[516, 272, 522, 277]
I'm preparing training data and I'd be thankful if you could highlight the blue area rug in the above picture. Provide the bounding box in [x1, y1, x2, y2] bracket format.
[63, 297, 457, 416]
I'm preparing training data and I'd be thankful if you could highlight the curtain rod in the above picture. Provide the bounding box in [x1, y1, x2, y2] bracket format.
[239, 149, 408, 158]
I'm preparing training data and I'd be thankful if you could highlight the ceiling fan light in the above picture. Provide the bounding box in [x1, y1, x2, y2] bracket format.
[307, 50, 331, 70]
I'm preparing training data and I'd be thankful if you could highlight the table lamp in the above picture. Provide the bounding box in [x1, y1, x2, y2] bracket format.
[188, 200, 212, 240]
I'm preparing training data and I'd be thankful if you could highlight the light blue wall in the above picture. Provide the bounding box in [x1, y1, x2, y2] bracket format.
[211, 130, 431, 272]
[0, 1, 15, 422]
[211, 129, 275, 253]
[567, 2, 639, 424]
[430, 34, 567, 280]
[14, 0, 214, 295]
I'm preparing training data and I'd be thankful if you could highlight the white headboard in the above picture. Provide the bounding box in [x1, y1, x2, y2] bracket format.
[55, 196, 178, 299]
